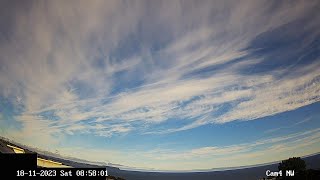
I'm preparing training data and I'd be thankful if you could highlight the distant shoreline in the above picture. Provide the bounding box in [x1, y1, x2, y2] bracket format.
[1, 136, 319, 173]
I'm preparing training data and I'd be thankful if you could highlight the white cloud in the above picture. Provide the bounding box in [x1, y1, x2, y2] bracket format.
[137, 128, 320, 170]
[0, 0, 319, 164]
[48, 128, 320, 170]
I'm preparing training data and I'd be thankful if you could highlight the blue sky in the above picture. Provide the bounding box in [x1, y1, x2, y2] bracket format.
[0, 0, 319, 170]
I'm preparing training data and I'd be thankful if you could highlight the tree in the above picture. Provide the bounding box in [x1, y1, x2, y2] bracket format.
[278, 157, 306, 179]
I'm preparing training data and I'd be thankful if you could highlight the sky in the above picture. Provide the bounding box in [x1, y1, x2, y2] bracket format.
[0, 0, 319, 171]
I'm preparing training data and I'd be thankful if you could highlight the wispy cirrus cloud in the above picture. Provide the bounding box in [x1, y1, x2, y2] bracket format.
[0, 0, 319, 170]
[53, 128, 320, 170]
